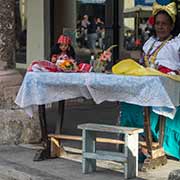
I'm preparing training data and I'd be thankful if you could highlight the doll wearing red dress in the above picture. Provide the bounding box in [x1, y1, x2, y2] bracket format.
[27, 35, 76, 72]
[50, 35, 76, 63]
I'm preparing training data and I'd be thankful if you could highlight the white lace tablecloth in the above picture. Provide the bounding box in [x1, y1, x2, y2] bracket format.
[15, 72, 180, 118]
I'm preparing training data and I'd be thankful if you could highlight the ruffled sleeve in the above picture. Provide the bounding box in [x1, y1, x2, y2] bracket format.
[156, 36, 180, 70]
[142, 36, 156, 54]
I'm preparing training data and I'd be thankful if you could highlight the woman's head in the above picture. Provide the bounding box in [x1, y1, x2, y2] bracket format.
[152, 1, 177, 40]
[154, 11, 174, 40]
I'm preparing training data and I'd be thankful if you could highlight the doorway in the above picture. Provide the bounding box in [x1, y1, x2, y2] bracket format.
[50, 0, 122, 64]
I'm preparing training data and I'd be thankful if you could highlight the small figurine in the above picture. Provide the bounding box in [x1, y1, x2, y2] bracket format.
[50, 35, 76, 63]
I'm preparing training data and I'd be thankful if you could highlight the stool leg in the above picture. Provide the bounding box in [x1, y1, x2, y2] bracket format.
[82, 130, 96, 173]
[55, 100, 65, 134]
[124, 133, 139, 179]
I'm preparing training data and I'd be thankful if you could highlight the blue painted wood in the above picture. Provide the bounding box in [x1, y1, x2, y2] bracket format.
[82, 129, 96, 173]
[79, 123, 143, 179]
[78, 123, 143, 134]
[84, 150, 127, 162]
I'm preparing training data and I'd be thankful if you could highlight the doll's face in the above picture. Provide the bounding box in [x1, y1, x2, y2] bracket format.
[59, 43, 69, 52]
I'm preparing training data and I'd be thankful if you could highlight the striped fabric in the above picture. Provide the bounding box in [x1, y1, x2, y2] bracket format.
[27, 60, 58, 72]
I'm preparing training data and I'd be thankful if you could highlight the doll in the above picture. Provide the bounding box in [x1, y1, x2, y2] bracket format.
[50, 35, 76, 63]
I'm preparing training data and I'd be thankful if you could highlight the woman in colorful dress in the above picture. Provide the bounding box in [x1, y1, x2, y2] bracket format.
[120, 1, 180, 160]
[142, 1, 180, 74]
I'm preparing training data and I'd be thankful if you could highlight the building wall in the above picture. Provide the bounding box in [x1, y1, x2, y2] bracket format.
[16, 0, 76, 68]
[124, 0, 134, 9]
[27, 0, 50, 66]
[17, 0, 131, 67]
[124, 0, 135, 31]
[53, 0, 76, 44]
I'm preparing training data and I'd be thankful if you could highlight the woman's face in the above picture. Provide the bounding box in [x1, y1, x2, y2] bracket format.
[154, 13, 173, 41]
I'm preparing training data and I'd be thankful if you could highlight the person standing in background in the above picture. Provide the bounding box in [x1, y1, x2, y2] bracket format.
[87, 16, 98, 55]
[81, 14, 90, 48]
[96, 17, 105, 49]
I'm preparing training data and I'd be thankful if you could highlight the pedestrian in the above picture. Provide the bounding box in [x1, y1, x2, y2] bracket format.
[96, 17, 105, 49]
[80, 14, 90, 48]
[87, 16, 98, 55]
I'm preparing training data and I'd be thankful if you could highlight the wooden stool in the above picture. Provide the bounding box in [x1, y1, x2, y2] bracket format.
[78, 123, 143, 179]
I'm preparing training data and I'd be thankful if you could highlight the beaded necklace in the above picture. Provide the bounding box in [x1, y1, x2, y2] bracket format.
[144, 35, 172, 68]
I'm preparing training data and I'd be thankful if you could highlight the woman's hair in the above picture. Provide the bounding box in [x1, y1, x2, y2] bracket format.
[172, 1, 180, 36]
[172, 14, 180, 36]
[154, 10, 174, 25]
[50, 43, 76, 59]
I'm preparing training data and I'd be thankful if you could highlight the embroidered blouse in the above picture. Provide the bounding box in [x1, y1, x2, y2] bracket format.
[143, 36, 180, 71]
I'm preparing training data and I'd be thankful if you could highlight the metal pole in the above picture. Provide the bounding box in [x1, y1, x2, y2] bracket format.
[112, 0, 124, 64]
[113, 0, 119, 63]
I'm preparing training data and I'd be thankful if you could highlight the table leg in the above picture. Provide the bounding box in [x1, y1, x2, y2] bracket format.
[158, 115, 166, 148]
[144, 107, 152, 156]
[52, 100, 66, 157]
[33, 105, 51, 161]
[55, 100, 65, 134]
[142, 107, 167, 171]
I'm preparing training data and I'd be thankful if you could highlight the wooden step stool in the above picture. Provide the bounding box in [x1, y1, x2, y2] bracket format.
[78, 123, 143, 179]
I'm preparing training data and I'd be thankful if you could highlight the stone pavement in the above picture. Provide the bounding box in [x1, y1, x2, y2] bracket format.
[0, 144, 179, 180]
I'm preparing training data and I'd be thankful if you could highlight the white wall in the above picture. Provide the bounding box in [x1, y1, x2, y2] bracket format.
[124, 0, 135, 31]
[16, 0, 76, 68]
[17, 0, 50, 68]
[124, 0, 134, 9]
[53, 0, 76, 43]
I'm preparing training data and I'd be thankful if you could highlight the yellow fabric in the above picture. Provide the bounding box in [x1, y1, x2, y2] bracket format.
[112, 59, 180, 82]
[152, 2, 177, 23]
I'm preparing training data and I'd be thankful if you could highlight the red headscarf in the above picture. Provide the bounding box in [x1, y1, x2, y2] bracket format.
[57, 35, 72, 45]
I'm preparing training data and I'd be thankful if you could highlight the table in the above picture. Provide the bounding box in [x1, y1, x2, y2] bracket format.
[15, 72, 180, 168]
